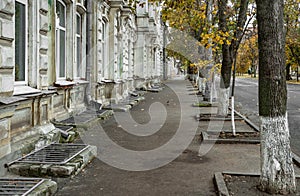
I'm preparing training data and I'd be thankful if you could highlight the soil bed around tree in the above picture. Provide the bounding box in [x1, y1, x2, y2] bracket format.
[202, 131, 260, 143]
[198, 113, 244, 121]
[224, 174, 300, 196]
[218, 131, 260, 140]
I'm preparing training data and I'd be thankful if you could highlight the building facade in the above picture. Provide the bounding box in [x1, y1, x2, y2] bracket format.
[0, 0, 164, 176]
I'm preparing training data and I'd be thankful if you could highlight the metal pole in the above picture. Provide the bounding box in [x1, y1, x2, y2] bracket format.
[231, 53, 238, 136]
[231, 57, 237, 97]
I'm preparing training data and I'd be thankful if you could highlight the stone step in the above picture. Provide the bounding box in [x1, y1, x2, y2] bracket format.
[103, 104, 132, 112]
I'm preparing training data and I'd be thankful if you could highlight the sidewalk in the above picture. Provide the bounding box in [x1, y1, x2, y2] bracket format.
[55, 79, 297, 196]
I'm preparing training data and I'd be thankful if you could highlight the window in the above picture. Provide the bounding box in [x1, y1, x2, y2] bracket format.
[102, 22, 108, 78]
[76, 13, 82, 78]
[15, 0, 28, 84]
[56, 0, 66, 79]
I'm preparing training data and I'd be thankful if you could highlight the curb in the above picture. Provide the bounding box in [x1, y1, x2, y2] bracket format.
[292, 152, 300, 168]
[201, 132, 260, 144]
[230, 108, 259, 132]
[214, 172, 229, 196]
[214, 171, 300, 196]
[232, 109, 300, 163]
[222, 171, 260, 177]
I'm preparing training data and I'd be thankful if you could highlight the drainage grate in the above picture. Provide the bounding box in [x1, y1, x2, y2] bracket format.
[7, 143, 89, 166]
[0, 178, 44, 196]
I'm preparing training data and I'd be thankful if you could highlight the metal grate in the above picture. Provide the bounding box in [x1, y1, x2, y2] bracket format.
[0, 178, 44, 196]
[7, 143, 89, 165]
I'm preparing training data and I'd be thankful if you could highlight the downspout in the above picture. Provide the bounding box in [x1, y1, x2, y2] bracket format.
[85, 0, 92, 104]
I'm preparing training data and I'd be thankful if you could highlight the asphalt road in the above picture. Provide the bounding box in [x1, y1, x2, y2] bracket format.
[234, 77, 300, 156]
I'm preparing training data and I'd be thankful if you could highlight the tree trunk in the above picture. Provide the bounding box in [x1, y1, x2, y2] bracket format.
[256, 0, 296, 194]
[218, 87, 230, 116]
[203, 0, 214, 102]
[198, 76, 205, 94]
[218, 0, 231, 116]
[286, 63, 292, 80]
[297, 66, 299, 82]
[260, 114, 296, 194]
[253, 65, 257, 78]
[217, 0, 248, 116]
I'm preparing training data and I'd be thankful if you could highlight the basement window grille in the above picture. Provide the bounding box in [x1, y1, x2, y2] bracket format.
[0, 178, 44, 196]
[7, 143, 89, 165]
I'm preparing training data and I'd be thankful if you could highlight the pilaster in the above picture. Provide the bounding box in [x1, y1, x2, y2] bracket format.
[0, 0, 14, 97]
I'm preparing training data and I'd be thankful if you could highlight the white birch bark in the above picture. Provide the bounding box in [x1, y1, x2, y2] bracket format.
[260, 113, 296, 194]
[217, 87, 229, 116]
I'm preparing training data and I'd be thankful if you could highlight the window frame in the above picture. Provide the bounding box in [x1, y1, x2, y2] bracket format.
[55, 0, 67, 80]
[101, 21, 108, 79]
[14, 0, 28, 86]
[76, 12, 82, 78]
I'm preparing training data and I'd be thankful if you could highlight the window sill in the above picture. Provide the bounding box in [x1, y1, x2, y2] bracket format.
[0, 96, 28, 105]
[54, 81, 76, 87]
[74, 79, 89, 85]
[115, 79, 125, 83]
[13, 86, 41, 96]
[101, 79, 114, 83]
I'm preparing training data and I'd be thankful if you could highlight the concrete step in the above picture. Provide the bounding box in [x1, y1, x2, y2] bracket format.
[103, 104, 132, 112]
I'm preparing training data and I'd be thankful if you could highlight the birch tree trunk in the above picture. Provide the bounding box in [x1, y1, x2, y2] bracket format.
[256, 0, 296, 193]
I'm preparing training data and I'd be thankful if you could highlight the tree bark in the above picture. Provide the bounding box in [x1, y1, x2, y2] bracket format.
[256, 0, 296, 194]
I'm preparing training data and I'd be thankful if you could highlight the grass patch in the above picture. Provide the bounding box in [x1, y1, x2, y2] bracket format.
[193, 102, 212, 107]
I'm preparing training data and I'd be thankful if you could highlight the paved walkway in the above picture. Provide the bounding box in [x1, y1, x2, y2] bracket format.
[55, 79, 270, 196]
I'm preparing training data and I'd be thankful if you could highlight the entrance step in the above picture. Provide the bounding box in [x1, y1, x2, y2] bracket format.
[103, 104, 132, 112]
[147, 87, 162, 93]
[60, 109, 113, 125]
[119, 96, 145, 107]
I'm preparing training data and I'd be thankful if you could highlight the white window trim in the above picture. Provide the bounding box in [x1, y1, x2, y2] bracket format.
[14, 0, 28, 86]
[56, 0, 67, 80]
[75, 13, 82, 79]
